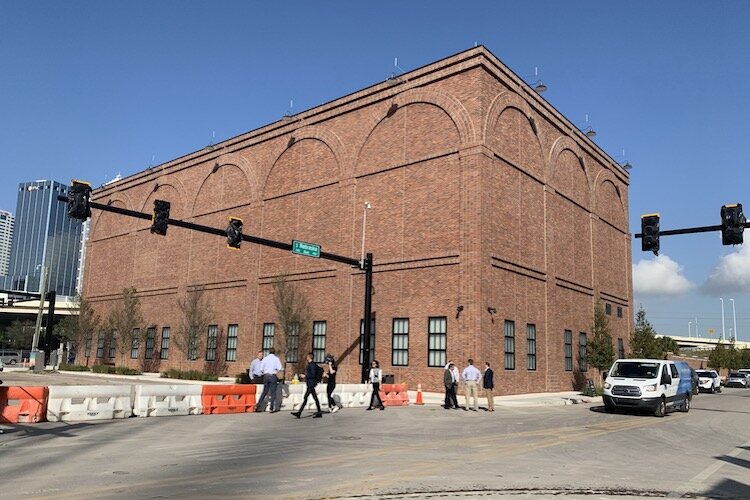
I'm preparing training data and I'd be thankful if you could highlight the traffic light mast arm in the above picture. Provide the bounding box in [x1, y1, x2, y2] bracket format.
[60, 196, 360, 268]
[635, 223, 725, 239]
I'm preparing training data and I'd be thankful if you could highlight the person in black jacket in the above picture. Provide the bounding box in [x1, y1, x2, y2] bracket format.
[292, 353, 323, 419]
[324, 353, 341, 413]
[443, 362, 459, 409]
[483, 362, 495, 412]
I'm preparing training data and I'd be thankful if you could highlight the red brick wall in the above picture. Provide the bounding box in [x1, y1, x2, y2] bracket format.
[83, 47, 632, 394]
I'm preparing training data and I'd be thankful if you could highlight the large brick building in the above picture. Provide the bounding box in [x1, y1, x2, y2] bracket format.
[84, 46, 632, 394]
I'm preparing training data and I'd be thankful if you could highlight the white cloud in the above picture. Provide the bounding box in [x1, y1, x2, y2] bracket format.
[702, 244, 750, 296]
[633, 254, 694, 297]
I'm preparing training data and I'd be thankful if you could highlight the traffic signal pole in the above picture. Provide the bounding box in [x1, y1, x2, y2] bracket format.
[635, 222, 750, 239]
[58, 195, 374, 375]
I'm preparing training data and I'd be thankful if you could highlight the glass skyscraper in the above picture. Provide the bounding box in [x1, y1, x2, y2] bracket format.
[0, 209, 13, 277]
[2, 180, 83, 297]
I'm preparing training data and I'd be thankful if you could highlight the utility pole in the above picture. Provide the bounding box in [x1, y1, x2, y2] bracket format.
[32, 265, 49, 369]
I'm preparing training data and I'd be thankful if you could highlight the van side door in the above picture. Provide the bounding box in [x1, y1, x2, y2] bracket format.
[666, 363, 680, 407]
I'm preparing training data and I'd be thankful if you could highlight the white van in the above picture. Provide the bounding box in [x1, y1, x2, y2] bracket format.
[602, 359, 692, 417]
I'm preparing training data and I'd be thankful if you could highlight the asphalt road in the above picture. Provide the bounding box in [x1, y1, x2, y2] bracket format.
[1, 382, 749, 499]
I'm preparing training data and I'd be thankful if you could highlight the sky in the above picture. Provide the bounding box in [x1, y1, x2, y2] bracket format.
[1, 1, 748, 340]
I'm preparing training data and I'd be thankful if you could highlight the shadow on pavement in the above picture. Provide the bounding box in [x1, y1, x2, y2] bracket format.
[715, 454, 750, 470]
[0, 421, 98, 440]
[701, 478, 750, 499]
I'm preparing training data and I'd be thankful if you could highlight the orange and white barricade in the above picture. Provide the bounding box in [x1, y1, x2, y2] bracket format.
[201, 384, 256, 414]
[1, 386, 48, 424]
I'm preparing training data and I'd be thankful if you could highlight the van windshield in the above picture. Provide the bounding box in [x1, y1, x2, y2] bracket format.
[610, 362, 660, 379]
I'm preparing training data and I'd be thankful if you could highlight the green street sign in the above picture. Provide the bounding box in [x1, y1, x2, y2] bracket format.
[292, 239, 321, 258]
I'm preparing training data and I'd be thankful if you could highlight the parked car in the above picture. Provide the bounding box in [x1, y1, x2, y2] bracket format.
[0, 358, 4, 372]
[696, 369, 722, 393]
[0, 349, 21, 365]
[725, 372, 749, 388]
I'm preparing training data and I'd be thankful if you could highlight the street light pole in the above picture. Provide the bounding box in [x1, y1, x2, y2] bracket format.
[688, 321, 692, 338]
[32, 265, 49, 366]
[729, 298, 737, 341]
[720, 298, 726, 342]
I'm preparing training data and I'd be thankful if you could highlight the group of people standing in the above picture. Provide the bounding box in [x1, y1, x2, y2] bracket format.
[250, 348, 343, 418]
[443, 359, 494, 411]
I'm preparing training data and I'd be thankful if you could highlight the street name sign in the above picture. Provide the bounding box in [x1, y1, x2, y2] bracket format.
[292, 240, 321, 258]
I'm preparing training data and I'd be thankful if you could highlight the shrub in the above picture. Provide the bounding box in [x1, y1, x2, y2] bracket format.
[235, 372, 251, 384]
[58, 364, 91, 372]
[160, 368, 218, 382]
[92, 364, 116, 374]
[115, 366, 142, 375]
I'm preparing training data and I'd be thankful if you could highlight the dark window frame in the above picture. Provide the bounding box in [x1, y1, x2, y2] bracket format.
[145, 327, 156, 359]
[312, 321, 327, 363]
[527, 323, 537, 371]
[504, 320, 516, 370]
[564, 330, 573, 372]
[427, 317, 447, 368]
[226, 324, 238, 362]
[262, 323, 275, 356]
[206, 324, 218, 362]
[392, 318, 409, 367]
[160, 327, 170, 360]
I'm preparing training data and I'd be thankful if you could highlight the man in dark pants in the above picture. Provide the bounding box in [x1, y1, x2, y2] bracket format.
[444, 362, 459, 409]
[292, 353, 323, 419]
[254, 348, 283, 413]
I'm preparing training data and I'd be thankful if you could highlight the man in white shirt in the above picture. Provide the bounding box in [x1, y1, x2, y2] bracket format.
[462, 358, 481, 411]
[249, 350, 263, 384]
[254, 348, 283, 413]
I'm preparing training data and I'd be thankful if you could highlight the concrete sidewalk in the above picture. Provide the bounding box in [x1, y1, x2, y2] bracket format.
[408, 389, 595, 407]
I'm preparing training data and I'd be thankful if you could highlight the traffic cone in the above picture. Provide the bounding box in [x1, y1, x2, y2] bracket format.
[416, 383, 424, 405]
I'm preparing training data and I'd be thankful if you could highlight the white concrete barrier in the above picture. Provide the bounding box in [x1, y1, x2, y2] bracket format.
[133, 384, 202, 417]
[47, 385, 133, 422]
[276, 383, 372, 410]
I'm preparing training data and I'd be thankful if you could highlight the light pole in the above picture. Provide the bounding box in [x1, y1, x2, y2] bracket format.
[360, 201, 372, 269]
[688, 321, 692, 338]
[720, 298, 726, 342]
[32, 265, 49, 369]
[729, 298, 737, 341]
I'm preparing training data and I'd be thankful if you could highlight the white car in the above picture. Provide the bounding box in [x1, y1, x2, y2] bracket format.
[695, 369, 721, 393]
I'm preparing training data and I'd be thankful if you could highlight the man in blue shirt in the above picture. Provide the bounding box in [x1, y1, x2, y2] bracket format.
[254, 348, 283, 413]
[292, 353, 323, 419]
[248, 350, 263, 384]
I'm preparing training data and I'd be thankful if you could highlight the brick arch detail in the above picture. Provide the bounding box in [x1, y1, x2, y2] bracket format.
[138, 176, 189, 216]
[191, 152, 260, 215]
[352, 88, 475, 174]
[593, 168, 627, 229]
[547, 136, 592, 207]
[90, 193, 133, 237]
[263, 125, 347, 196]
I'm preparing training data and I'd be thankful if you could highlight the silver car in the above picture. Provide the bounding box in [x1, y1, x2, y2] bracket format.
[725, 372, 749, 388]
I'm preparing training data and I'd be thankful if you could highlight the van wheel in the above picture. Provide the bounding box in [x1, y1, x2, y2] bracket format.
[710, 385, 715, 394]
[654, 397, 666, 417]
[681, 395, 690, 412]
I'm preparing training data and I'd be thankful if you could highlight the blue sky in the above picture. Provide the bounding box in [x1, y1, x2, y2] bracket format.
[1, 1, 748, 340]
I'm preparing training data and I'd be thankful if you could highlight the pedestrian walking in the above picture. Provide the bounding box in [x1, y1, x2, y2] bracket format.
[323, 353, 341, 412]
[248, 350, 263, 384]
[292, 353, 323, 419]
[254, 348, 283, 413]
[443, 362, 459, 409]
[462, 358, 481, 411]
[483, 362, 495, 412]
[366, 360, 385, 410]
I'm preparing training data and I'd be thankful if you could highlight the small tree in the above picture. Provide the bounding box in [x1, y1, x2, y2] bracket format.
[273, 275, 312, 375]
[708, 341, 728, 374]
[106, 287, 145, 367]
[587, 300, 615, 381]
[3, 320, 36, 350]
[56, 294, 101, 366]
[175, 286, 214, 369]
[630, 306, 659, 359]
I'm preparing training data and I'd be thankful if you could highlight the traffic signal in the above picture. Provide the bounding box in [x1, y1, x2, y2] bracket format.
[641, 213, 660, 255]
[67, 180, 92, 221]
[226, 217, 243, 249]
[151, 200, 170, 235]
[720, 203, 746, 246]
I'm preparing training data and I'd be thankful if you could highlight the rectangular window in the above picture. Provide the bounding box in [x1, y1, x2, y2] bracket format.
[262, 323, 275, 356]
[359, 318, 376, 365]
[527, 324, 537, 371]
[145, 327, 156, 359]
[130, 328, 140, 359]
[617, 338, 625, 360]
[392, 318, 409, 366]
[504, 320, 515, 370]
[564, 330, 573, 372]
[427, 317, 447, 367]
[96, 332, 105, 358]
[285, 323, 299, 364]
[312, 321, 327, 363]
[206, 325, 218, 361]
[579, 332, 588, 372]
[226, 324, 238, 362]
[617, 306, 623, 318]
[160, 327, 170, 360]
[85, 334, 93, 359]
[109, 331, 117, 359]
[605, 303, 612, 316]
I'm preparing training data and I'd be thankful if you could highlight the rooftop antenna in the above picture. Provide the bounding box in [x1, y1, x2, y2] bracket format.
[283, 98, 294, 120]
[387, 57, 405, 85]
